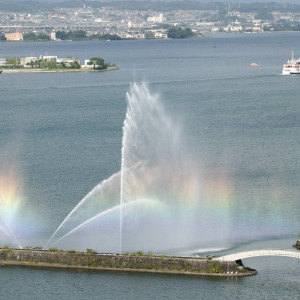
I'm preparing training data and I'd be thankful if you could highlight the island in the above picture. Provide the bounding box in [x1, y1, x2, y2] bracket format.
[0, 247, 256, 277]
[0, 55, 118, 73]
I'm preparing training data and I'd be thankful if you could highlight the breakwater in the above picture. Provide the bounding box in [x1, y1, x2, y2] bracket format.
[0, 248, 256, 277]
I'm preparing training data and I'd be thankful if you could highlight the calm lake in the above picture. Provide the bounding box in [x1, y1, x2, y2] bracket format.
[0, 32, 300, 299]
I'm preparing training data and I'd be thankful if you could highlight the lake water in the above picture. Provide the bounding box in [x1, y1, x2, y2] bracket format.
[0, 32, 300, 299]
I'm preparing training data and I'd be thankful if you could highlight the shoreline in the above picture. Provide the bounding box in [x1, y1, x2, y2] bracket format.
[1, 66, 119, 74]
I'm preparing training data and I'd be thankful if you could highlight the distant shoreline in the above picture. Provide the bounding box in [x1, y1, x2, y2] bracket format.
[1, 66, 119, 74]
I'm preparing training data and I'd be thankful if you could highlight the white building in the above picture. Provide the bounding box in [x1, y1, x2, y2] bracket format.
[82, 59, 94, 68]
[20, 57, 39, 67]
[147, 14, 165, 23]
[0, 58, 6, 66]
[57, 57, 80, 67]
[40, 55, 57, 62]
[50, 32, 56, 40]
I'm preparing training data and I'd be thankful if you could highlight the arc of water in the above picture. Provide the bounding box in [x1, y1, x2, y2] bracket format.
[45, 172, 119, 248]
[49, 199, 151, 249]
[0, 225, 13, 239]
[49, 204, 121, 248]
[0, 214, 22, 249]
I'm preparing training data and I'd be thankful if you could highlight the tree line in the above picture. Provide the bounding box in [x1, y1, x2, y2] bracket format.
[2, 56, 116, 70]
[55, 31, 121, 41]
[167, 27, 195, 39]
[0, 31, 122, 42]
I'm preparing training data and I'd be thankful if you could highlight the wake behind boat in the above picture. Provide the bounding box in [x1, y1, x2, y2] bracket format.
[282, 52, 300, 75]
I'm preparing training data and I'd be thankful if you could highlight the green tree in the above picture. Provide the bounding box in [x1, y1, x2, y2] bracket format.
[23, 32, 37, 40]
[40, 59, 57, 69]
[55, 31, 69, 40]
[145, 31, 155, 39]
[36, 33, 50, 41]
[69, 30, 87, 40]
[88, 57, 105, 70]
[6, 57, 18, 64]
[70, 61, 80, 69]
[167, 27, 194, 39]
[101, 34, 121, 40]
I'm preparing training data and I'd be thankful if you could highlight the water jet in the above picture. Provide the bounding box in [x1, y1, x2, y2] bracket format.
[47, 82, 231, 254]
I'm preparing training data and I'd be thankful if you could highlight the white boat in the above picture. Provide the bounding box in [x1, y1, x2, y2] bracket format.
[249, 62, 261, 67]
[282, 52, 300, 75]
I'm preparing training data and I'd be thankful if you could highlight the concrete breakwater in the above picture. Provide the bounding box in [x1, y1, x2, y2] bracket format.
[0, 248, 256, 277]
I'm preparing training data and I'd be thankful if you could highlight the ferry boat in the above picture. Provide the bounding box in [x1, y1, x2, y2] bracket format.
[282, 52, 300, 75]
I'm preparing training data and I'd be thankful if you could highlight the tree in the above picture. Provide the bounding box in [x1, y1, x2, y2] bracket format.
[88, 57, 105, 70]
[145, 31, 155, 39]
[70, 30, 87, 40]
[23, 32, 36, 40]
[6, 57, 18, 65]
[100, 34, 121, 40]
[70, 61, 80, 69]
[167, 27, 194, 39]
[23, 32, 50, 41]
[40, 59, 57, 69]
[0, 34, 6, 41]
[56, 31, 69, 40]
[36, 33, 50, 41]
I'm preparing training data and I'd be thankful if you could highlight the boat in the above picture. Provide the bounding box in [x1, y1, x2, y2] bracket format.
[282, 52, 300, 75]
[249, 63, 261, 67]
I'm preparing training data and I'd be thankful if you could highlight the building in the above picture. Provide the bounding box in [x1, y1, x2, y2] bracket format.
[50, 32, 56, 40]
[57, 57, 80, 67]
[41, 55, 57, 62]
[229, 25, 243, 32]
[82, 59, 94, 68]
[147, 14, 165, 23]
[5, 31, 23, 41]
[20, 57, 39, 67]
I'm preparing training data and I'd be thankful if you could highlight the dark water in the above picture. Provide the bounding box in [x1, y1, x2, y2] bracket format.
[0, 32, 300, 298]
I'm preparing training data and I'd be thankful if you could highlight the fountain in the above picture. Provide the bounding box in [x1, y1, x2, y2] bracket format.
[0, 77, 296, 258]
[0, 217, 22, 249]
[45, 82, 231, 254]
